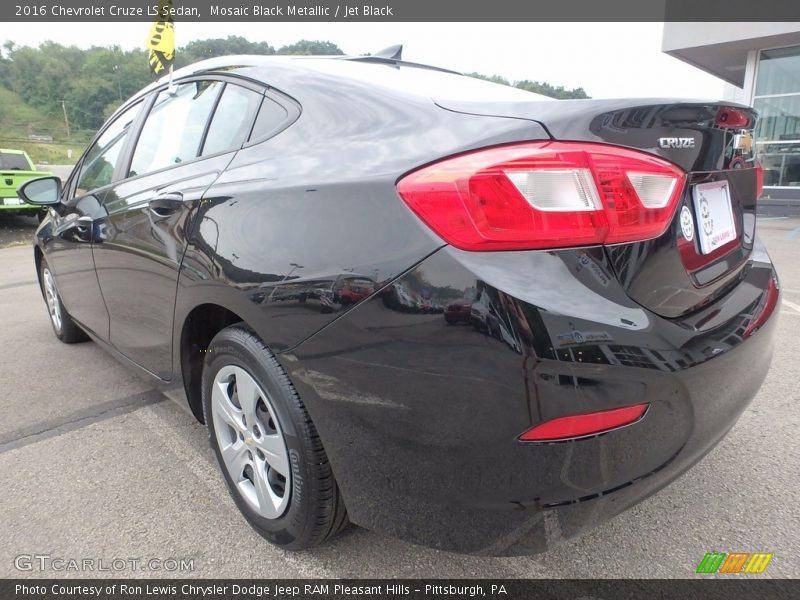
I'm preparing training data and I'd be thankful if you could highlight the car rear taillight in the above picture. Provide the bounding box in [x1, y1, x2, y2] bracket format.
[518, 403, 649, 442]
[396, 142, 686, 251]
[755, 162, 764, 199]
[716, 107, 753, 129]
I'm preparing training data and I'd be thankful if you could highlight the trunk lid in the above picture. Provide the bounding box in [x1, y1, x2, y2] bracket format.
[436, 97, 760, 318]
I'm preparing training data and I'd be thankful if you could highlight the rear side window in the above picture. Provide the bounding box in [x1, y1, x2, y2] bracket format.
[129, 81, 222, 177]
[202, 84, 263, 156]
[249, 96, 290, 141]
[0, 152, 31, 170]
[76, 100, 142, 195]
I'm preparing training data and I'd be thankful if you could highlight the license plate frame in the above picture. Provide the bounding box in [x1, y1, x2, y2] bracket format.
[692, 180, 737, 255]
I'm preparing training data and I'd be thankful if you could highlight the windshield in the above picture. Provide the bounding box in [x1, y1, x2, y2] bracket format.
[0, 152, 32, 170]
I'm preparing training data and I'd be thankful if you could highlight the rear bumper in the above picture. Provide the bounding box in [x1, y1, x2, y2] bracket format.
[282, 242, 779, 555]
[0, 199, 40, 213]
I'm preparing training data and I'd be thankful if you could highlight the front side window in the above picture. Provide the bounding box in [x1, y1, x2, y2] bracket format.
[202, 84, 263, 156]
[0, 152, 32, 170]
[129, 81, 222, 178]
[75, 101, 142, 196]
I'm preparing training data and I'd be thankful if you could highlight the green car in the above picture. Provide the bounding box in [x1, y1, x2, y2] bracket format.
[0, 149, 53, 218]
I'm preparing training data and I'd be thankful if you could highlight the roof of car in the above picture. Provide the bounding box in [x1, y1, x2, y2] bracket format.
[165, 54, 455, 81]
[0, 149, 26, 154]
[144, 54, 551, 104]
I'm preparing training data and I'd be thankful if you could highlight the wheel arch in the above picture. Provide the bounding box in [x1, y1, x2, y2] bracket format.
[179, 302, 245, 422]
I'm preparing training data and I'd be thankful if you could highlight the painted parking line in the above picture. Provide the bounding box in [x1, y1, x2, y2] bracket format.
[0, 390, 166, 454]
[784, 227, 800, 239]
[782, 299, 800, 315]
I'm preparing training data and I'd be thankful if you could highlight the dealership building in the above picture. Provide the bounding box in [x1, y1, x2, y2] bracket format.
[663, 23, 800, 209]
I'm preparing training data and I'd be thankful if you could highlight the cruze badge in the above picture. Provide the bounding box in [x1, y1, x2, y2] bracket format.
[680, 206, 695, 242]
[659, 137, 696, 149]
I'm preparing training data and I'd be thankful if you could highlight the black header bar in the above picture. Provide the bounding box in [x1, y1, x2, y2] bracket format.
[3, 0, 800, 22]
[4, 579, 799, 600]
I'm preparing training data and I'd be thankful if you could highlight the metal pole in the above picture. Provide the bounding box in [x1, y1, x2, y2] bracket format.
[114, 65, 122, 100]
[60, 100, 70, 138]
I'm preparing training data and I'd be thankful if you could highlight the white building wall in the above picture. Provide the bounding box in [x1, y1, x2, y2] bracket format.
[723, 50, 758, 105]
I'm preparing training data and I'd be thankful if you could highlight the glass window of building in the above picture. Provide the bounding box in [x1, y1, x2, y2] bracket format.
[754, 46, 800, 188]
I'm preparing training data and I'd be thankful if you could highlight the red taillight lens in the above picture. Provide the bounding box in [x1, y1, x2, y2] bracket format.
[518, 403, 649, 442]
[755, 162, 764, 199]
[397, 142, 685, 251]
[716, 107, 752, 129]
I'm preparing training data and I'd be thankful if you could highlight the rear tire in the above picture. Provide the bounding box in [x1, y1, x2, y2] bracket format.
[39, 259, 89, 344]
[202, 324, 348, 550]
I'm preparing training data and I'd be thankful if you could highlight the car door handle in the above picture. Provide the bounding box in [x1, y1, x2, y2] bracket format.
[148, 193, 184, 219]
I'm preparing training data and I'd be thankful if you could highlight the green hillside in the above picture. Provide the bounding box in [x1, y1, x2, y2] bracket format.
[0, 87, 87, 164]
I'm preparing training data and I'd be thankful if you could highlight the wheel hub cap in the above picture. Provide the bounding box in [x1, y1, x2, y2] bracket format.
[43, 268, 62, 333]
[211, 365, 291, 519]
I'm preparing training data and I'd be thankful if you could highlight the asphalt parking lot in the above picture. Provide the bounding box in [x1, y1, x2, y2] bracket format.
[1, 215, 798, 579]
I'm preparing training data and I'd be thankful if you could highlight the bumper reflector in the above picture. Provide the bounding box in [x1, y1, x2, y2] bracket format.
[518, 403, 649, 442]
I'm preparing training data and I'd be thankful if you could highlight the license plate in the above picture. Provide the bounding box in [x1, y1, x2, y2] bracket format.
[692, 180, 737, 254]
[1, 197, 23, 205]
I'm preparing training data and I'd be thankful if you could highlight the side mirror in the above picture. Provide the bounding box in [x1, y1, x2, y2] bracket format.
[18, 176, 62, 206]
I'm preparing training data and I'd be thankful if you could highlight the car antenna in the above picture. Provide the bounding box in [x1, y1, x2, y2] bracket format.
[371, 44, 403, 61]
[347, 44, 459, 74]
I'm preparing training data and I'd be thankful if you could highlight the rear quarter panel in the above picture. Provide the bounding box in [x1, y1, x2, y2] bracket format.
[173, 72, 550, 355]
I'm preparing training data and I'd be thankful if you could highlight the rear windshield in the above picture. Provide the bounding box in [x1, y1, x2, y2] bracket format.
[0, 152, 31, 170]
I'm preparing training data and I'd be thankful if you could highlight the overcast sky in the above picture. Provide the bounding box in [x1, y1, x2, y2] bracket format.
[2, 22, 728, 99]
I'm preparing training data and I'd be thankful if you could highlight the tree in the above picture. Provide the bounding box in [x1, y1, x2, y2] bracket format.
[178, 36, 276, 67]
[466, 72, 511, 86]
[514, 79, 589, 99]
[277, 40, 343, 55]
[468, 72, 590, 99]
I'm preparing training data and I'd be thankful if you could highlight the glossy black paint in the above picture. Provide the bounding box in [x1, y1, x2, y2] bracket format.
[607, 168, 758, 318]
[32, 56, 778, 554]
[438, 99, 757, 172]
[281, 242, 778, 554]
[39, 194, 110, 339]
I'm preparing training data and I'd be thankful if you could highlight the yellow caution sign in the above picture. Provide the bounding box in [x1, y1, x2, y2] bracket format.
[146, 0, 175, 76]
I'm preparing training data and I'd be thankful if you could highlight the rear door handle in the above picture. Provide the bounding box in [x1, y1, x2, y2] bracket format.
[148, 193, 184, 219]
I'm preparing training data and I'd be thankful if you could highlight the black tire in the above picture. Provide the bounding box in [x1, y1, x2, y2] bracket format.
[202, 325, 348, 550]
[39, 259, 89, 344]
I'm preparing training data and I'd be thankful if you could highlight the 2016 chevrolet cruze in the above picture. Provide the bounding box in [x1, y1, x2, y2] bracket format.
[21, 51, 779, 555]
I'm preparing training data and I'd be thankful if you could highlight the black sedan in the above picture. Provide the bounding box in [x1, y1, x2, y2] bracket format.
[20, 51, 778, 555]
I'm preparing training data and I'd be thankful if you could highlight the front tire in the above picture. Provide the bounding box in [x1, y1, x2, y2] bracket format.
[39, 259, 89, 344]
[202, 325, 348, 550]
